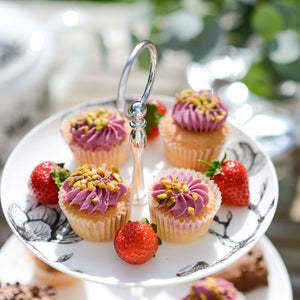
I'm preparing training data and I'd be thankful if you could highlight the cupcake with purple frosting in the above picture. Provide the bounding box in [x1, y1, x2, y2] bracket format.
[61, 108, 130, 169]
[59, 163, 131, 241]
[159, 89, 229, 171]
[183, 277, 245, 300]
[149, 168, 221, 243]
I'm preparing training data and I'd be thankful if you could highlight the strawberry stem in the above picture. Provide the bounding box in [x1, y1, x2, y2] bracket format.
[49, 163, 71, 189]
[199, 153, 227, 178]
[140, 217, 162, 247]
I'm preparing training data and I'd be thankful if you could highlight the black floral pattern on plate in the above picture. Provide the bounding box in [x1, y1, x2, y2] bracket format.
[7, 197, 81, 244]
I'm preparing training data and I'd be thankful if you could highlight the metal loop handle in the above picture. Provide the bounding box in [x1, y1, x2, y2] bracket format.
[117, 40, 157, 117]
[117, 40, 157, 205]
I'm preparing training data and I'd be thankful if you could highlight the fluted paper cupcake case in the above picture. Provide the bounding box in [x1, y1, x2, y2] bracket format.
[58, 185, 132, 242]
[160, 137, 224, 172]
[158, 114, 229, 172]
[149, 168, 221, 243]
[60, 108, 130, 169]
[68, 140, 130, 169]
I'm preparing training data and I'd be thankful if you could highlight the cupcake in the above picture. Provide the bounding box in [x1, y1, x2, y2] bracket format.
[182, 277, 245, 300]
[61, 108, 130, 168]
[149, 168, 221, 243]
[159, 89, 229, 171]
[59, 163, 131, 241]
[27, 252, 79, 288]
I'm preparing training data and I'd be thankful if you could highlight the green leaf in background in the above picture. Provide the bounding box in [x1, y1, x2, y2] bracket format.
[130, 32, 163, 69]
[272, 58, 300, 82]
[183, 17, 224, 62]
[251, 3, 284, 41]
[272, 0, 300, 30]
[242, 62, 275, 99]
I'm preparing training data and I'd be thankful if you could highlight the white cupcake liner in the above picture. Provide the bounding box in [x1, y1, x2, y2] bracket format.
[149, 168, 221, 243]
[62, 208, 130, 241]
[61, 108, 130, 169]
[161, 137, 224, 171]
[58, 187, 132, 242]
[69, 139, 130, 169]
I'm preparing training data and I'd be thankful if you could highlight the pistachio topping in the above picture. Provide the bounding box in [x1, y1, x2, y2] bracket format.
[187, 207, 195, 215]
[88, 182, 94, 192]
[111, 165, 119, 174]
[159, 175, 192, 196]
[153, 172, 209, 218]
[152, 171, 210, 218]
[67, 163, 122, 193]
[155, 174, 194, 209]
[91, 197, 98, 207]
[112, 173, 122, 182]
[157, 193, 168, 200]
[67, 177, 75, 188]
[166, 196, 176, 208]
[70, 108, 114, 133]
[192, 192, 198, 200]
[176, 89, 226, 123]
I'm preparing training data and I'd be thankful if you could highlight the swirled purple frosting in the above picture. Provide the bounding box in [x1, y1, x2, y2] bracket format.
[61, 164, 127, 215]
[151, 171, 209, 218]
[172, 89, 228, 132]
[182, 277, 240, 300]
[69, 109, 127, 151]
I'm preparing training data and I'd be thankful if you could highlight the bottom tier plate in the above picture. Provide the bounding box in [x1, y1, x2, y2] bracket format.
[0, 235, 292, 300]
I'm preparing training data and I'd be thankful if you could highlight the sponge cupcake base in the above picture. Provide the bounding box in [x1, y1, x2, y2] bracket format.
[159, 112, 229, 171]
[59, 186, 131, 242]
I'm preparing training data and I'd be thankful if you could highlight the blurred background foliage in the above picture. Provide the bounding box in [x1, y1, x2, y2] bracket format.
[54, 0, 300, 101]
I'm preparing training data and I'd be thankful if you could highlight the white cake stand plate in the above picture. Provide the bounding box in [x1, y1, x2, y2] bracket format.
[0, 97, 279, 287]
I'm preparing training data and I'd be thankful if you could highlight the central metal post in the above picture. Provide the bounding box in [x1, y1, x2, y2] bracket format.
[117, 41, 157, 205]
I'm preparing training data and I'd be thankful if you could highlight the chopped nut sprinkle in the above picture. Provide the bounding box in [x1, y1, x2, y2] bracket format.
[166, 196, 176, 207]
[176, 89, 226, 122]
[192, 192, 198, 200]
[187, 207, 195, 215]
[67, 164, 121, 193]
[70, 109, 114, 133]
[91, 198, 98, 206]
[154, 174, 202, 212]
[157, 193, 168, 200]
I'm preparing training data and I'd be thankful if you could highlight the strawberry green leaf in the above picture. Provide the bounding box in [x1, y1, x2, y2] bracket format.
[144, 102, 163, 136]
[150, 223, 157, 233]
[49, 163, 71, 189]
[157, 236, 162, 246]
[141, 217, 150, 224]
[199, 153, 227, 178]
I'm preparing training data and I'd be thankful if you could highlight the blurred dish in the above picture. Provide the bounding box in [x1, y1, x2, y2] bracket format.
[0, 1, 53, 99]
[0, 1, 90, 100]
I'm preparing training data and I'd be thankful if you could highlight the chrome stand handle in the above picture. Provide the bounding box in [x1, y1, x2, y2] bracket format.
[117, 41, 157, 205]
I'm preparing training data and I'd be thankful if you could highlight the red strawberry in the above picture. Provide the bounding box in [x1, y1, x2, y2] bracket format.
[28, 161, 70, 205]
[200, 154, 250, 207]
[145, 98, 167, 139]
[114, 218, 161, 264]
